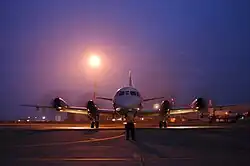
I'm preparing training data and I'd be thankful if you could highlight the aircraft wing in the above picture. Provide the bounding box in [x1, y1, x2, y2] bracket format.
[20, 104, 54, 109]
[143, 97, 165, 102]
[20, 104, 114, 115]
[137, 108, 198, 116]
[169, 108, 199, 114]
[66, 106, 114, 115]
[96, 97, 113, 101]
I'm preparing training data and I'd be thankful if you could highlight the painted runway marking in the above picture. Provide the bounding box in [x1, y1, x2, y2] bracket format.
[15, 157, 194, 161]
[15, 133, 125, 148]
[17, 157, 135, 161]
[0, 123, 228, 131]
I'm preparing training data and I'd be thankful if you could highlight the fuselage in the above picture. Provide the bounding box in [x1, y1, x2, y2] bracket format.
[112, 87, 143, 115]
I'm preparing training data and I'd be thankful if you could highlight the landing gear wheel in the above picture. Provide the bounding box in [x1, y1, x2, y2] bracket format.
[163, 121, 167, 128]
[209, 116, 215, 124]
[159, 121, 163, 128]
[95, 121, 99, 128]
[159, 121, 167, 128]
[209, 119, 212, 124]
[91, 122, 95, 128]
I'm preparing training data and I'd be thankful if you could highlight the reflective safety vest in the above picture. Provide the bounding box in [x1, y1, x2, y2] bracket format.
[126, 112, 135, 123]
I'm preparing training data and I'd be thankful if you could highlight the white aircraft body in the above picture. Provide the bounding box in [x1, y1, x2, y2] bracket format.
[20, 71, 243, 128]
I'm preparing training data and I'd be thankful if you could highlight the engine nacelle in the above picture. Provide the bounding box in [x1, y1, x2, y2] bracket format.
[159, 100, 172, 116]
[51, 97, 69, 110]
[191, 97, 207, 110]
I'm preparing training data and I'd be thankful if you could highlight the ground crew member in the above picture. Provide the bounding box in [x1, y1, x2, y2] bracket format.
[125, 111, 135, 141]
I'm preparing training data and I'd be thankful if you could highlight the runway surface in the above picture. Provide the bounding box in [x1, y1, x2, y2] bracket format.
[0, 120, 236, 130]
[1, 122, 250, 166]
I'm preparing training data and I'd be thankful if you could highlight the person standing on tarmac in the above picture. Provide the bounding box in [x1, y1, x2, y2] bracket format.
[125, 111, 136, 141]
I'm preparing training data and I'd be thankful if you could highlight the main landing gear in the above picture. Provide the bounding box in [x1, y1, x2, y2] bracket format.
[159, 121, 167, 128]
[90, 115, 100, 129]
[159, 115, 168, 128]
[90, 121, 99, 128]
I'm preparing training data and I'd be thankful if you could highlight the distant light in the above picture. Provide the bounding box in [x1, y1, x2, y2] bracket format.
[112, 118, 116, 122]
[18, 120, 20, 122]
[170, 118, 176, 122]
[42, 116, 46, 120]
[171, 98, 175, 105]
[28, 116, 30, 119]
[153, 103, 160, 110]
[26, 119, 30, 122]
[140, 117, 144, 120]
[123, 122, 136, 125]
[89, 55, 101, 68]
[35, 117, 37, 119]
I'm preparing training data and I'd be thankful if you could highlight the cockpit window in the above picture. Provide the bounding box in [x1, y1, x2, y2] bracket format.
[130, 91, 136, 96]
[137, 92, 140, 97]
[118, 91, 124, 96]
[117, 90, 139, 96]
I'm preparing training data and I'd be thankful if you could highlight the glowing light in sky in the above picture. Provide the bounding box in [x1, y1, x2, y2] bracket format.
[89, 55, 101, 68]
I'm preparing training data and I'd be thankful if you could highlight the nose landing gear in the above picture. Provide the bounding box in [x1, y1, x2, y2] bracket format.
[159, 115, 168, 128]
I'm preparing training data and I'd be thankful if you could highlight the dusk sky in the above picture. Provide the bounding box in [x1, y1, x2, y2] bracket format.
[1, 0, 250, 120]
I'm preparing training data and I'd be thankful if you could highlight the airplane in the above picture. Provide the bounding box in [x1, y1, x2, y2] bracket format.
[20, 71, 215, 129]
[203, 99, 250, 123]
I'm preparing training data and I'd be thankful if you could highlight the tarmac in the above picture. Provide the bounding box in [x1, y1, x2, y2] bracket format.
[1, 121, 250, 166]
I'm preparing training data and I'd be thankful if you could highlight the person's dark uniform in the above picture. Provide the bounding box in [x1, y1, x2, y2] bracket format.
[125, 112, 135, 141]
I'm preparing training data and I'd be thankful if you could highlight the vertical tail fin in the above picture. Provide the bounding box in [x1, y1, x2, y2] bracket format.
[208, 99, 213, 115]
[208, 99, 213, 107]
[129, 70, 133, 87]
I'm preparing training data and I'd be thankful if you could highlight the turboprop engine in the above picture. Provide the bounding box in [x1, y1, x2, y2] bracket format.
[158, 100, 172, 128]
[51, 97, 69, 111]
